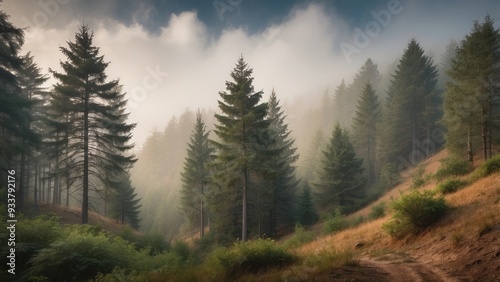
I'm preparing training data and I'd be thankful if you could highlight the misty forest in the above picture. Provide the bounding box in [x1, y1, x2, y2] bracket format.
[1, 2, 500, 281]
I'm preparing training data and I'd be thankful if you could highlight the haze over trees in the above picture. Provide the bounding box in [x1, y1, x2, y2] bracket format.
[1, 3, 499, 280]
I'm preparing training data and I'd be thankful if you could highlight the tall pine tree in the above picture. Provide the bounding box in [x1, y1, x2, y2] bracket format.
[315, 123, 365, 213]
[443, 16, 500, 162]
[180, 111, 214, 237]
[211, 56, 270, 241]
[352, 83, 381, 187]
[0, 9, 39, 211]
[263, 89, 299, 236]
[378, 39, 439, 171]
[17, 52, 49, 209]
[49, 25, 136, 224]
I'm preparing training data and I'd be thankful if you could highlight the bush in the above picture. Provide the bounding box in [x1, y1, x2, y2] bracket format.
[204, 238, 295, 280]
[436, 179, 468, 195]
[411, 165, 428, 189]
[282, 224, 314, 249]
[322, 208, 347, 235]
[383, 190, 447, 238]
[25, 231, 136, 281]
[368, 202, 386, 220]
[470, 154, 500, 181]
[434, 157, 470, 180]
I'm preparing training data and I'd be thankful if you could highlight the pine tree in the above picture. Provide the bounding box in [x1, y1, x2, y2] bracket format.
[109, 173, 141, 229]
[263, 89, 299, 236]
[296, 182, 318, 227]
[180, 111, 214, 237]
[100, 85, 137, 216]
[378, 39, 439, 171]
[211, 56, 270, 241]
[345, 59, 381, 125]
[333, 79, 349, 127]
[315, 123, 365, 213]
[352, 83, 381, 187]
[49, 25, 135, 224]
[443, 16, 500, 162]
[17, 52, 49, 209]
[0, 9, 39, 211]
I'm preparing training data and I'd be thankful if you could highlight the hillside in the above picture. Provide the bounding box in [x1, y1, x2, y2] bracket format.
[27, 204, 137, 236]
[285, 150, 500, 281]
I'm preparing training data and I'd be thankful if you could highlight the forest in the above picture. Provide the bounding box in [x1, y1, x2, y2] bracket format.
[0, 2, 499, 281]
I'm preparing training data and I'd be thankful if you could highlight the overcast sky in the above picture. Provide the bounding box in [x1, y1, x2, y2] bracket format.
[2, 0, 499, 146]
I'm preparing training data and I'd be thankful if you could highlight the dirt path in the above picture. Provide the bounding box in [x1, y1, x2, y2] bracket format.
[359, 253, 470, 282]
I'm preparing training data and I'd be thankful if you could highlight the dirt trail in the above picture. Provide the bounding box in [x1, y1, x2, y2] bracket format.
[360, 254, 470, 282]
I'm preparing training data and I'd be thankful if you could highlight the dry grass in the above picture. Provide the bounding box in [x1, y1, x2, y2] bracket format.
[289, 151, 499, 277]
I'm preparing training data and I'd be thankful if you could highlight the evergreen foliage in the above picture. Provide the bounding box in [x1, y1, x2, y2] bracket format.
[315, 123, 365, 213]
[352, 83, 381, 187]
[211, 56, 270, 241]
[48, 25, 136, 224]
[262, 90, 299, 235]
[443, 16, 500, 162]
[180, 111, 214, 237]
[378, 39, 439, 171]
[0, 9, 39, 211]
[296, 183, 318, 227]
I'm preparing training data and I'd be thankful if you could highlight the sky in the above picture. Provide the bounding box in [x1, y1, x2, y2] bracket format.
[2, 0, 499, 146]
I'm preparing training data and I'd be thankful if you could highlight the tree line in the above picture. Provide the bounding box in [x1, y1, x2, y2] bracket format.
[0, 9, 140, 228]
[176, 16, 500, 242]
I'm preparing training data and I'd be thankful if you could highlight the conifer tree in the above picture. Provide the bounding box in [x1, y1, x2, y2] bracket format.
[263, 89, 299, 235]
[345, 59, 381, 125]
[49, 25, 136, 224]
[17, 52, 49, 208]
[333, 79, 349, 127]
[109, 172, 141, 229]
[211, 56, 270, 241]
[443, 16, 500, 162]
[296, 182, 318, 227]
[180, 111, 214, 237]
[315, 123, 365, 213]
[0, 9, 39, 211]
[352, 83, 381, 187]
[378, 39, 439, 170]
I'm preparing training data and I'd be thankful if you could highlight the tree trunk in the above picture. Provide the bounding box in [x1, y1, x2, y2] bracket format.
[34, 160, 38, 210]
[82, 94, 89, 224]
[200, 182, 205, 238]
[242, 167, 248, 242]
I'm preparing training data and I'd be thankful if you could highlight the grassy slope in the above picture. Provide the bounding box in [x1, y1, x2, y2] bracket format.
[278, 150, 500, 281]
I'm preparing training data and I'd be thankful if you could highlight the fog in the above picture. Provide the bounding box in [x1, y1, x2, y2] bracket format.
[3, 0, 497, 147]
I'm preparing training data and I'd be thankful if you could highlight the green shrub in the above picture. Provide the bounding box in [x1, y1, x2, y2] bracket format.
[282, 224, 314, 249]
[411, 165, 428, 189]
[204, 238, 295, 280]
[171, 241, 191, 263]
[368, 202, 386, 220]
[434, 157, 470, 180]
[25, 230, 136, 281]
[470, 154, 500, 181]
[436, 179, 468, 194]
[383, 190, 447, 238]
[322, 208, 347, 235]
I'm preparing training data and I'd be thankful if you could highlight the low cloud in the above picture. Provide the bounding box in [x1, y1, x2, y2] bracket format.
[2, 1, 497, 146]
